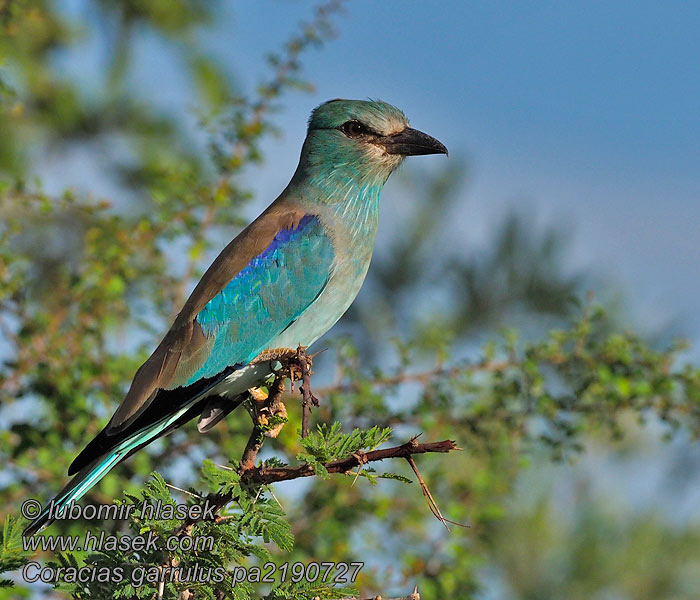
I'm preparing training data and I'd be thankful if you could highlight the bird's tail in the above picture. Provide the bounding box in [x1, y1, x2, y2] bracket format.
[23, 403, 194, 537]
[23, 449, 128, 536]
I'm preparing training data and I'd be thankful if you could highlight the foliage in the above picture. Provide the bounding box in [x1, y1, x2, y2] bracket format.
[0, 516, 29, 588]
[45, 470, 325, 600]
[296, 423, 392, 477]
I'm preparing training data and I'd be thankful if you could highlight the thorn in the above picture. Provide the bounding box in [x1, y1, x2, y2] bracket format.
[405, 455, 469, 531]
[266, 485, 283, 510]
[408, 433, 422, 448]
[214, 463, 235, 471]
[350, 452, 366, 486]
[308, 347, 328, 359]
[164, 483, 203, 499]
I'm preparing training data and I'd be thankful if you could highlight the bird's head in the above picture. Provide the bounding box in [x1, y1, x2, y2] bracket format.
[298, 99, 447, 188]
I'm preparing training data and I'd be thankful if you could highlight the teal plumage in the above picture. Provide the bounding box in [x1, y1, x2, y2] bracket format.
[24, 99, 447, 535]
[189, 215, 335, 383]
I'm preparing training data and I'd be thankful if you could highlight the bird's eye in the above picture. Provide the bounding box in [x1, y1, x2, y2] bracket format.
[341, 120, 368, 137]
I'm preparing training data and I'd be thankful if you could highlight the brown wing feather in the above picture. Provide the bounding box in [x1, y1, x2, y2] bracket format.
[105, 198, 307, 435]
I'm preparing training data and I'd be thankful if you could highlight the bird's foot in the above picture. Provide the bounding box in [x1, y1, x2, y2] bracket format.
[251, 345, 319, 439]
[251, 347, 300, 368]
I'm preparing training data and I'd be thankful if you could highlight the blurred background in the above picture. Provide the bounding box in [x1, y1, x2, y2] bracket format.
[1, 1, 700, 598]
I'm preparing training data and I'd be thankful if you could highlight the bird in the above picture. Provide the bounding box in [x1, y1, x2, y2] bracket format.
[24, 98, 447, 535]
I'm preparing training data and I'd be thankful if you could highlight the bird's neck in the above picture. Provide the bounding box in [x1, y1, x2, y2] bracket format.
[291, 161, 387, 241]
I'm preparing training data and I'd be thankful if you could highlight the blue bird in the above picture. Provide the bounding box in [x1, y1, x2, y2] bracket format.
[24, 99, 447, 535]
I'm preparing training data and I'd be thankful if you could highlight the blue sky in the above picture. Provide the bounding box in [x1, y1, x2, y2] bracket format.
[52, 1, 700, 343]
[211, 1, 700, 342]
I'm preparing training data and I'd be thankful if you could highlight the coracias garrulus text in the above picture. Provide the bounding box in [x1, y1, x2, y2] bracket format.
[25, 98, 447, 535]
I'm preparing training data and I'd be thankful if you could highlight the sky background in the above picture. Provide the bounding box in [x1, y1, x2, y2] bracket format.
[51, 0, 700, 349]
[219, 1, 700, 343]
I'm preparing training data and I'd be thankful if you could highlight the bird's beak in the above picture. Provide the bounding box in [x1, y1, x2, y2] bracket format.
[379, 127, 448, 156]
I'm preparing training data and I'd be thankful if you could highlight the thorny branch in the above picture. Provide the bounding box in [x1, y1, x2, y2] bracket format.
[172, 384, 460, 528]
[205, 431, 459, 533]
[295, 345, 319, 438]
[240, 437, 460, 486]
[165, 347, 464, 533]
[165, 349, 461, 598]
[240, 376, 288, 471]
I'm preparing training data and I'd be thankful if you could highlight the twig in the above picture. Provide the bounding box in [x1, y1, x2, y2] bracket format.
[240, 376, 287, 472]
[164, 483, 203, 500]
[239, 411, 267, 474]
[242, 438, 459, 485]
[174, 438, 459, 535]
[405, 452, 469, 531]
[296, 345, 319, 438]
[406, 455, 447, 530]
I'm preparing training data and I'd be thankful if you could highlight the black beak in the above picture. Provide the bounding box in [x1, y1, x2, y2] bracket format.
[379, 127, 448, 156]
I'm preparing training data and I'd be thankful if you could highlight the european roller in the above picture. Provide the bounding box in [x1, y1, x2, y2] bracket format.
[25, 99, 447, 535]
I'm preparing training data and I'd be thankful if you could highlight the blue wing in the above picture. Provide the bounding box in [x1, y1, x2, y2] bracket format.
[185, 214, 334, 384]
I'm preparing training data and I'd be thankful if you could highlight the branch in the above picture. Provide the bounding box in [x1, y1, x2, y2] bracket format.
[243, 437, 459, 485]
[240, 376, 288, 472]
[188, 436, 459, 526]
[295, 345, 319, 438]
[167, 350, 462, 559]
